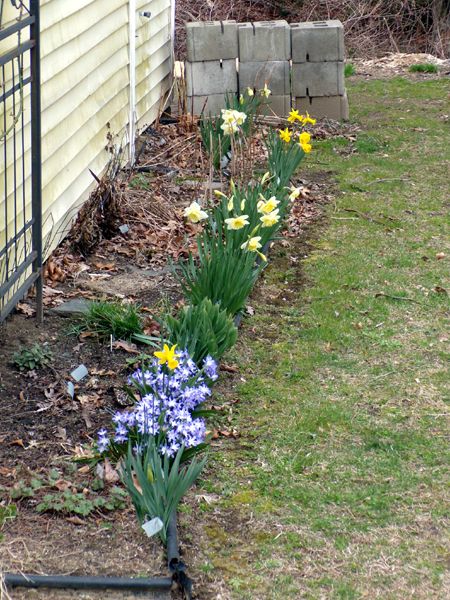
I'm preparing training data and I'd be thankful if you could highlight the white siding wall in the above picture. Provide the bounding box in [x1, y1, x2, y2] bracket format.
[1, 0, 172, 271]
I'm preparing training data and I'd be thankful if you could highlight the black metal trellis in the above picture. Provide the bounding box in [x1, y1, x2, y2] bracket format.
[0, 0, 42, 323]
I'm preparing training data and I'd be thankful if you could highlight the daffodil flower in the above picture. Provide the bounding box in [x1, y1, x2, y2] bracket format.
[227, 196, 235, 211]
[257, 195, 280, 214]
[288, 186, 302, 201]
[301, 111, 316, 126]
[299, 131, 311, 145]
[241, 236, 267, 261]
[184, 201, 208, 223]
[260, 83, 271, 98]
[247, 87, 254, 97]
[300, 142, 312, 153]
[239, 94, 244, 105]
[154, 344, 180, 370]
[214, 190, 228, 199]
[225, 215, 250, 230]
[260, 209, 280, 228]
[220, 121, 238, 135]
[260, 171, 271, 186]
[279, 128, 292, 143]
[240, 198, 246, 211]
[287, 109, 301, 123]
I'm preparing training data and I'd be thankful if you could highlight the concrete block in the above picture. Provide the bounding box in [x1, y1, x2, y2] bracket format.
[186, 21, 238, 61]
[295, 92, 349, 120]
[185, 60, 238, 97]
[292, 61, 344, 97]
[239, 61, 290, 95]
[187, 94, 234, 116]
[291, 20, 344, 62]
[259, 95, 291, 117]
[238, 21, 290, 62]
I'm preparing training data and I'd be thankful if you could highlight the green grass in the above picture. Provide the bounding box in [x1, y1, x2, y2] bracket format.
[186, 77, 450, 599]
[409, 63, 438, 74]
[344, 63, 356, 77]
[72, 300, 143, 340]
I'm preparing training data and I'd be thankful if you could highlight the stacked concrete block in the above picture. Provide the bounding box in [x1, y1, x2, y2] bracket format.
[291, 20, 349, 120]
[185, 21, 239, 116]
[238, 21, 291, 116]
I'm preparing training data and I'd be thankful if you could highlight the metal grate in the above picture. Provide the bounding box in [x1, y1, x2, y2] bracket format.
[0, 0, 42, 322]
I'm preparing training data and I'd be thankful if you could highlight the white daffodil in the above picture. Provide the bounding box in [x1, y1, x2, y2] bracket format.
[184, 201, 208, 223]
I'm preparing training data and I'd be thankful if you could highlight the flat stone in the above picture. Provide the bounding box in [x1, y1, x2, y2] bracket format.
[50, 298, 91, 317]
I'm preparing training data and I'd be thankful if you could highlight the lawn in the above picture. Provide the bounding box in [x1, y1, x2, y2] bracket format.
[183, 76, 450, 599]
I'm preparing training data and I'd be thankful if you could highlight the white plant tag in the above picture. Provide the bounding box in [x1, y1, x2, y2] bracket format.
[67, 381, 75, 398]
[142, 517, 164, 537]
[70, 364, 88, 382]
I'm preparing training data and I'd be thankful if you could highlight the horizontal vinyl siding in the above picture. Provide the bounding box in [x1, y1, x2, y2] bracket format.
[1, 0, 173, 271]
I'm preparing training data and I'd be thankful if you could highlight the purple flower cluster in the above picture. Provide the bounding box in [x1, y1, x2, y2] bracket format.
[97, 351, 218, 458]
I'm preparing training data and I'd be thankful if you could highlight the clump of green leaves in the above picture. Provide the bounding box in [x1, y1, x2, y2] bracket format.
[176, 231, 261, 316]
[409, 63, 438, 74]
[36, 487, 127, 516]
[161, 298, 238, 364]
[265, 128, 306, 189]
[129, 172, 153, 190]
[74, 300, 143, 340]
[121, 441, 206, 544]
[12, 344, 53, 371]
[345, 62, 356, 77]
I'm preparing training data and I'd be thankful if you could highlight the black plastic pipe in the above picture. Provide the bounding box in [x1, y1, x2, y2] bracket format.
[3, 573, 173, 591]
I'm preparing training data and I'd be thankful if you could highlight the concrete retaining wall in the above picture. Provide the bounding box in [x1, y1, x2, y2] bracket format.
[184, 19, 349, 121]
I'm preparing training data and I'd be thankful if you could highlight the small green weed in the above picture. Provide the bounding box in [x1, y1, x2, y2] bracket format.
[12, 344, 53, 371]
[0, 503, 17, 540]
[344, 63, 356, 77]
[37, 486, 127, 516]
[73, 300, 143, 340]
[409, 63, 438, 74]
[129, 172, 152, 190]
[4, 469, 128, 517]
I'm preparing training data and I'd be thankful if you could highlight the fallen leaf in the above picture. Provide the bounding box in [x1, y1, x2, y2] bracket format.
[0, 466, 15, 477]
[112, 340, 140, 354]
[19, 391, 25, 401]
[16, 303, 35, 317]
[66, 516, 85, 526]
[435, 252, 446, 260]
[78, 465, 90, 474]
[53, 479, 71, 491]
[103, 458, 120, 484]
[10, 439, 25, 448]
[220, 363, 239, 373]
[434, 286, 448, 295]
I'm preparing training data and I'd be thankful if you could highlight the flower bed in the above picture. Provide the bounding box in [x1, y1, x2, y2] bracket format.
[90, 89, 316, 556]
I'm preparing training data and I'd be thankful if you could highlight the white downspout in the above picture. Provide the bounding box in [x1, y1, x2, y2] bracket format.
[171, 0, 176, 61]
[128, 0, 136, 165]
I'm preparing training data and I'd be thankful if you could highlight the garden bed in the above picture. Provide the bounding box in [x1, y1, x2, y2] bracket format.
[1, 107, 342, 597]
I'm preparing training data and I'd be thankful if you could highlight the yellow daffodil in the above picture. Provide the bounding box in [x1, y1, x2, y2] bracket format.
[287, 109, 301, 123]
[299, 131, 311, 145]
[301, 111, 316, 125]
[260, 209, 280, 228]
[260, 83, 271, 98]
[227, 196, 235, 211]
[288, 186, 302, 201]
[214, 190, 227, 199]
[240, 198, 246, 211]
[241, 236, 267, 262]
[239, 94, 244, 105]
[257, 195, 280, 214]
[225, 215, 250, 230]
[247, 87, 254, 97]
[300, 142, 312, 153]
[184, 201, 208, 223]
[279, 128, 292, 143]
[154, 344, 180, 370]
